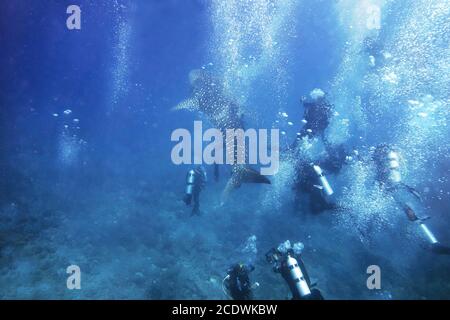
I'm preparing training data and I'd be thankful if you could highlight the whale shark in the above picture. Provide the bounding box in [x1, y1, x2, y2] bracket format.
[173, 69, 271, 204]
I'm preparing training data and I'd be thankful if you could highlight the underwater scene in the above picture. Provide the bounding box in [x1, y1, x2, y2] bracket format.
[0, 0, 449, 300]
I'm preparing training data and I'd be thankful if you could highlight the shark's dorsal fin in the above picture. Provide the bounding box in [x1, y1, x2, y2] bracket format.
[171, 97, 199, 112]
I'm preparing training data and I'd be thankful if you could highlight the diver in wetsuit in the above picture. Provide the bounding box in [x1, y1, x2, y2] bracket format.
[266, 241, 324, 300]
[373, 144, 450, 255]
[223, 263, 255, 300]
[362, 34, 393, 69]
[292, 89, 333, 147]
[291, 89, 347, 214]
[183, 165, 207, 216]
[292, 145, 348, 214]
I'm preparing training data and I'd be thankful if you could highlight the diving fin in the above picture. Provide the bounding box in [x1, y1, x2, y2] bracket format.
[404, 205, 431, 222]
[405, 205, 419, 222]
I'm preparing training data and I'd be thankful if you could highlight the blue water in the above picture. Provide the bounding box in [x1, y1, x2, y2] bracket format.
[0, 0, 449, 299]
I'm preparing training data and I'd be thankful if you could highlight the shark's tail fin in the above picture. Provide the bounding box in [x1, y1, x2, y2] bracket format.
[220, 166, 271, 205]
[240, 166, 271, 184]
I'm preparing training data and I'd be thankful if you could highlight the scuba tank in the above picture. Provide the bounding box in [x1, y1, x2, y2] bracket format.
[373, 144, 402, 185]
[387, 151, 402, 183]
[286, 254, 312, 298]
[185, 169, 196, 196]
[419, 223, 438, 244]
[312, 165, 334, 196]
[266, 245, 324, 300]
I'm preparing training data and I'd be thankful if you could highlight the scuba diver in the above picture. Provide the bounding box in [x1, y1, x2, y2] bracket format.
[292, 145, 348, 214]
[183, 165, 207, 216]
[292, 88, 333, 147]
[223, 263, 256, 300]
[362, 34, 392, 69]
[266, 240, 324, 300]
[373, 144, 450, 255]
[290, 89, 348, 214]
